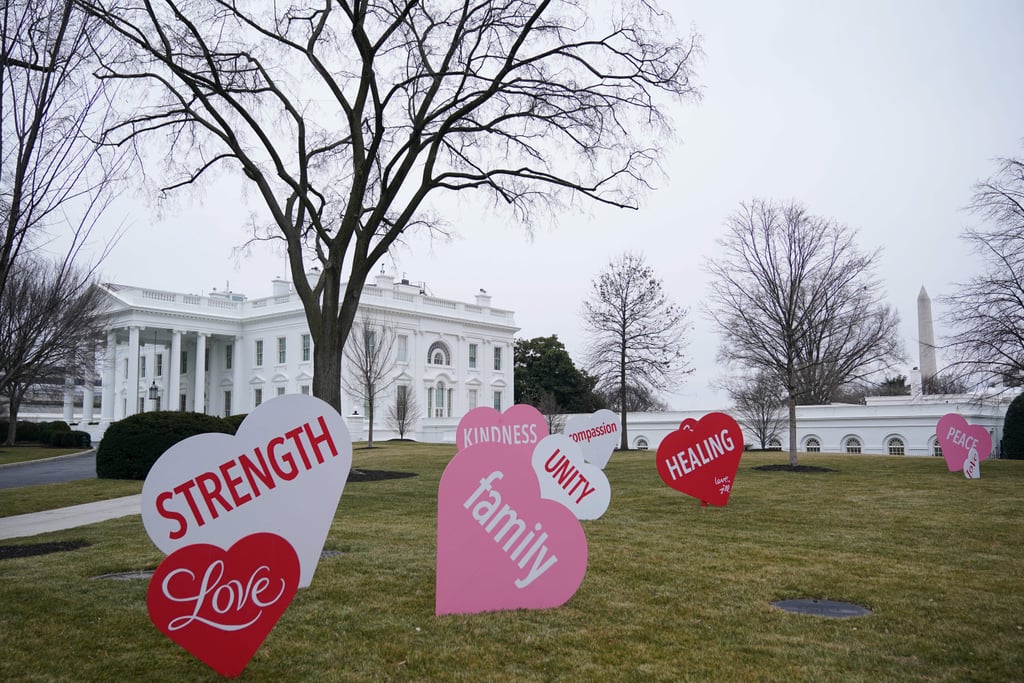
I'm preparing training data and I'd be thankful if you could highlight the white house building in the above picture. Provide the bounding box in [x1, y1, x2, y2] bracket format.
[33, 276, 1020, 457]
[63, 270, 518, 443]
[620, 390, 1018, 457]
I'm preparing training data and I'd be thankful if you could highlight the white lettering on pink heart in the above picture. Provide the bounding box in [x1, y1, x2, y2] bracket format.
[161, 561, 287, 632]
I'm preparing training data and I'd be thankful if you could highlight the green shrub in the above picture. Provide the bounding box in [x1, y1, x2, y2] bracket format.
[15, 421, 39, 442]
[50, 430, 92, 448]
[222, 413, 247, 434]
[1001, 393, 1024, 459]
[96, 411, 235, 480]
[36, 420, 70, 445]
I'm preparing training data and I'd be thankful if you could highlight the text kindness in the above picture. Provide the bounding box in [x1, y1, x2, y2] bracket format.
[155, 416, 339, 540]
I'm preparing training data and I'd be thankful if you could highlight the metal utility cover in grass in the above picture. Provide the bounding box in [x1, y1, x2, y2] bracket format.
[772, 598, 871, 618]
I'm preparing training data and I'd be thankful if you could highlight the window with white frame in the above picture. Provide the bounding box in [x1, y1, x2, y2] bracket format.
[805, 436, 821, 453]
[300, 385, 310, 395]
[887, 436, 906, 456]
[302, 334, 311, 362]
[469, 343, 478, 369]
[428, 341, 450, 366]
[180, 350, 188, 374]
[254, 388, 263, 407]
[493, 346, 502, 371]
[844, 436, 862, 454]
[493, 390, 502, 411]
[224, 390, 232, 416]
[635, 437, 649, 450]
[255, 339, 264, 367]
[932, 440, 943, 457]
[225, 343, 233, 370]
[277, 386, 285, 396]
[397, 335, 408, 363]
[156, 354, 163, 377]
[429, 381, 448, 417]
[277, 337, 287, 364]
[468, 388, 478, 410]
[140, 355, 147, 378]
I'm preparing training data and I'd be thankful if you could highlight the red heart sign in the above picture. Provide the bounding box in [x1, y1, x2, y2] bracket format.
[147, 533, 300, 678]
[656, 413, 744, 506]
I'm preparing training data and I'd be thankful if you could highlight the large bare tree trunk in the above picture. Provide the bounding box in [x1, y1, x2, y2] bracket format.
[787, 392, 798, 466]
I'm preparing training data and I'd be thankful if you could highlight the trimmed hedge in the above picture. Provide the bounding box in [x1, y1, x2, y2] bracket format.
[1002, 393, 1024, 459]
[49, 430, 92, 448]
[96, 411, 236, 480]
[0, 420, 75, 446]
[222, 413, 247, 433]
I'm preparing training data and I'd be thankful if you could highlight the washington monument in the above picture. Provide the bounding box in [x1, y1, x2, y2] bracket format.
[917, 286, 938, 382]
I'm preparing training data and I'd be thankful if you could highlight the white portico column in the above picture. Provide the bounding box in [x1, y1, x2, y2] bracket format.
[232, 335, 245, 414]
[62, 373, 74, 423]
[126, 326, 140, 417]
[194, 333, 207, 413]
[101, 330, 116, 423]
[82, 382, 94, 422]
[169, 330, 182, 411]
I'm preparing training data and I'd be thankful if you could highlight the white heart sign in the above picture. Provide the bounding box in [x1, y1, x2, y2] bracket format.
[531, 434, 611, 520]
[141, 394, 352, 587]
[564, 409, 621, 469]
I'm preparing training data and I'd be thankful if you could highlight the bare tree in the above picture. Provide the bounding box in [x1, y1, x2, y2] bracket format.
[728, 371, 786, 450]
[536, 392, 565, 435]
[583, 252, 690, 450]
[941, 153, 1024, 388]
[1, 0, 123, 299]
[342, 316, 397, 448]
[597, 382, 668, 413]
[706, 199, 904, 465]
[0, 256, 106, 444]
[76, 0, 702, 411]
[387, 383, 420, 440]
[922, 372, 971, 395]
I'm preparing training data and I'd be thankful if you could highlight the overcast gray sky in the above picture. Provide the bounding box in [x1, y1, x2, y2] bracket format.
[78, 0, 1024, 409]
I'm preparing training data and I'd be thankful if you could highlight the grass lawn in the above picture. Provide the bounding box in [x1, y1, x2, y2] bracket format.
[0, 445, 88, 466]
[0, 443, 1021, 681]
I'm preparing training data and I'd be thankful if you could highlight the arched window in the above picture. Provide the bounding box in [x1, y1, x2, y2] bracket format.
[805, 436, 821, 453]
[931, 439, 943, 457]
[427, 341, 450, 366]
[635, 437, 649, 451]
[768, 437, 782, 450]
[887, 436, 906, 456]
[844, 436, 862, 454]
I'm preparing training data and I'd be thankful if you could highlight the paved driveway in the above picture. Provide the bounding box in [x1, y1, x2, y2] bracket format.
[0, 451, 97, 490]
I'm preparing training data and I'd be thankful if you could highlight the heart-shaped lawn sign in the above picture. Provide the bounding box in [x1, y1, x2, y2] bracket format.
[937, 413, 992, 475]
[563, 409, 621, 469]
[531, 434, 610, 520]
[141, 394, 352, 588]
[148, 532, 300, 678]
[656, 412, 744, 507]
[436, 443, 588, 616]
[456, 404, 549, 457]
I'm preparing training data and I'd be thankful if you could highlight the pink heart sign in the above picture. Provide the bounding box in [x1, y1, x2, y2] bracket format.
[937, 413, 992, 476]
[147, 533, 300, 678]
[456, 404, 549, 457]
[531, 434, 611, 520]
[141, 394, 352, 588]
[436, 443, 588, 616]
[656, 412, 744, 506]
[564, 409, 621, 469]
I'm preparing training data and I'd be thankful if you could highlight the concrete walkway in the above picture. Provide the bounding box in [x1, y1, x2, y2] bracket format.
[0, 495, 142, 541]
